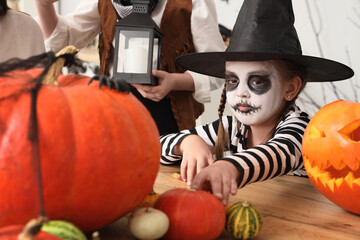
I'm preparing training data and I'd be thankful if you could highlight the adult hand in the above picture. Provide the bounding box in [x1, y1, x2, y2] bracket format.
[191, 160, 239, 205]
[177, 135, 215, 186]
[131, 70, 195, 102]
[131, 70, 176, 102]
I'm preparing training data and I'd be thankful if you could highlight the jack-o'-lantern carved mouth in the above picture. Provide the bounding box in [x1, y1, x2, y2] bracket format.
[304, 159, 360, 192]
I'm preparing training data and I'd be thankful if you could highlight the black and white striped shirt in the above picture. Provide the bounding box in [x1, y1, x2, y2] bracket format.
[160, 105, 310, 188]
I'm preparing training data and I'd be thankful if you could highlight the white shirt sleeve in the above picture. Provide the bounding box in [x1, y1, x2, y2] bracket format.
[189, 0, 226, 103]
[44, 0, 101, 52]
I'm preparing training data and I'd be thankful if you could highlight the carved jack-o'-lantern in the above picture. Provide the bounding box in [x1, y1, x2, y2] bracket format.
[302, 100, 360, 215]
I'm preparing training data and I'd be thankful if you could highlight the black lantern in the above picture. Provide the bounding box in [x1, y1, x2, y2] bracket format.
[113, 0, 163, 85]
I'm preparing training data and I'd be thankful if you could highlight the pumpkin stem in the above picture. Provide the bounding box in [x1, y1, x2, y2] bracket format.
[149, 188, 157, 195]
[18, 216, 48, 240]
[42, 45, 79, 86]
[242, 201, 250, 207]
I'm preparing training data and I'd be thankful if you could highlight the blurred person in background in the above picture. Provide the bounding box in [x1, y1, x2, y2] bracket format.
[0, 0, 45, 62]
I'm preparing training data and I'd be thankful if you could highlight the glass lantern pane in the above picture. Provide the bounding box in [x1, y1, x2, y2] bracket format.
[117, 30, 150, 74]
[152, 38, 159, 70]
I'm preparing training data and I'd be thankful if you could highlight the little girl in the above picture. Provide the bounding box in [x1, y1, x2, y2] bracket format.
[160, 0, 354, 204]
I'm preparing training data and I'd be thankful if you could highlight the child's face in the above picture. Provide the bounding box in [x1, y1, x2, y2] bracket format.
[225, 61, 287, 126]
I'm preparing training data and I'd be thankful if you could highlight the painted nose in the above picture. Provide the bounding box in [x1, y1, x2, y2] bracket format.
[236, 81, 250, 98]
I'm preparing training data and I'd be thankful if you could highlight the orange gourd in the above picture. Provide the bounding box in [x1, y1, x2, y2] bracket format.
[302, 100, 360, 215]
[137, 190, 161, 208]
[0, 47, 161, 232]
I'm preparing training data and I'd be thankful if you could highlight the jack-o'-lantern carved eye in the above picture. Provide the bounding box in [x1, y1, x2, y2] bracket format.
[338, 119, 360, 143]
[308, 124, 325, 139]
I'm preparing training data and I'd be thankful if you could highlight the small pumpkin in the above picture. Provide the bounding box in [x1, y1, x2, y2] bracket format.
[0, 47, 161, 232]
[302, 100, 360, 215]
[153, 188, 225, 240]
[225, 201, 262, 240]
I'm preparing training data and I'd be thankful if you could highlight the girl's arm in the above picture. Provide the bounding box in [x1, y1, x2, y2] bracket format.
[224, 111, 309, 187]
[160, 116, 233, 184]
[160, 116, 233, 164]
[221, 109, 310, 188]
[192, 108, 310, 204]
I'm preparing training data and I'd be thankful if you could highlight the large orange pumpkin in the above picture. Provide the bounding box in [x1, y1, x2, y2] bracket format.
[0, 47, 161, 232]
[302, 100, 360, 215]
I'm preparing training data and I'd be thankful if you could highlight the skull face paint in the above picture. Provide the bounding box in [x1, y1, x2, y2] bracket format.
[225, 61, 286, 126]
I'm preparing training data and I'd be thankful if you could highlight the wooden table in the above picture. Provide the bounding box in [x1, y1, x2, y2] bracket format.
[98, 165, 360, 240]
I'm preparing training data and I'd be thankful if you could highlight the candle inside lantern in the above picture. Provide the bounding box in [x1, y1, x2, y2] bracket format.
[124, 46, 148, 74]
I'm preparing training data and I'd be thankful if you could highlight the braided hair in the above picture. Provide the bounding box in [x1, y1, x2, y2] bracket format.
[213, 83, 228, 159]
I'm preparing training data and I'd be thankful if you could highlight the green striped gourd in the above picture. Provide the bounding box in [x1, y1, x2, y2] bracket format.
[225, 201, 262, 240]
[41, 220, 87, 240]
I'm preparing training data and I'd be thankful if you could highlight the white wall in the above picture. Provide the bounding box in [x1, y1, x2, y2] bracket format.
[17, 0, 80, 16]
[292, 0, 359, 114]
[57, 0, 83, 15]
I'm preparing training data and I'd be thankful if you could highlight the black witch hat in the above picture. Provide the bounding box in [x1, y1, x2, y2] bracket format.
[176, 0, 354, 82]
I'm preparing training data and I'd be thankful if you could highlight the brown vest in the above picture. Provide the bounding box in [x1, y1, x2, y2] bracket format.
[98, 0, 204, 130]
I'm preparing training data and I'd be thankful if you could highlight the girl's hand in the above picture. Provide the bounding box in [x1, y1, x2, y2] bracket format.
[176, 135, 215, 185]
[191, 160, 239, 205]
